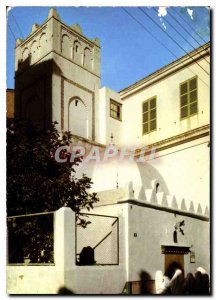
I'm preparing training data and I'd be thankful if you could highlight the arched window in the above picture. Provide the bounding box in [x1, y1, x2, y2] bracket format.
[31, 41, 37, 54]
[83, 47, 92, 69]
[39, 33, 47, 56]
[30, 40, 38, 63]
[68, 98, 88, 138]
[61, 34, 71, 58]
[73, 41, 82, 64]
[22, 48, 29, 61]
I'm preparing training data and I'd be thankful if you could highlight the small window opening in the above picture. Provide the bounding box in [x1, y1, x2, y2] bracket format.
[156, 183, 160, 193]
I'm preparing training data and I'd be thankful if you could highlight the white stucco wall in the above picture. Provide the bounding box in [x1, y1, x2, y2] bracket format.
[7, 207, 128, 294]
[126, 202, 209, 282]
[7, 209, 65, 294]
[81, 202, 209, 290]
[149, 137, 210, 210]
[66, 204, 128, 294]
[7, 204, 209, 294]
[121, 57, 210, 147]
[98, 87, 123, 145]
[74, 135, 209, 211]
[6, 266, 62, 294]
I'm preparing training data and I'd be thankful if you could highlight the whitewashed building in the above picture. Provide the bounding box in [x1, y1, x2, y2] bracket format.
[7, 8, 210, 294]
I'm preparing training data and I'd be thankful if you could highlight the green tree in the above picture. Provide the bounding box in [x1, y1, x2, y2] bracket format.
[7, 119, 99, 263]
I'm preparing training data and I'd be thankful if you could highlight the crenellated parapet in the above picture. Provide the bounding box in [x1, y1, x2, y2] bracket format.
[15, 8, 100, 77]
[123, 181, 209, 219]
[96, 180, 209, 220]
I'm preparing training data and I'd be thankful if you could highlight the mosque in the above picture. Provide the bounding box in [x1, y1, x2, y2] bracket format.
[7, 8, 210, 294]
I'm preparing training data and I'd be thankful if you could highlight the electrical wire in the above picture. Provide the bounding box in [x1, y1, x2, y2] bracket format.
[169, 8, 210, 57]
[152, 7, 210, 66]
[122, 8, 209, 88]
[8, 23, 17, 41]
[139, 7, 209, 76]
[10, 10, 24, 39]
[172, 7, 209, 45]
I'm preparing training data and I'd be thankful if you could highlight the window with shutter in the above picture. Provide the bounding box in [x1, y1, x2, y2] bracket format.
[180, 76, 198, 119]
[110, 99, 122, 121]
[142, 97, 157, 135]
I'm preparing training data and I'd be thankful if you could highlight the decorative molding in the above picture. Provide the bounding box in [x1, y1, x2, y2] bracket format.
[29, 39, 38, 52]
[61, 26, 94, 50]
[55, 51, 100, 78]
[135, 124, 210, 156]
[60, 24, 100, 49]
[21, 47, 30, 60]
[38, 31, 47, 44]
[62, 76, 94, 94]
[18, 25, 48, 49]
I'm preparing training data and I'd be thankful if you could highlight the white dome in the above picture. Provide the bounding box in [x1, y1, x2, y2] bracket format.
[75, 158, 169, 194]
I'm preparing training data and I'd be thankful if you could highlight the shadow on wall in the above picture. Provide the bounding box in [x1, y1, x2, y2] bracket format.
[155, 265, 210, 295]
[57, 286, 74, 294]
[139, 271, 154, 294]
[137, 162, 170, 194]
[15, 55, 63, 130]
[58, 266, 210, 295]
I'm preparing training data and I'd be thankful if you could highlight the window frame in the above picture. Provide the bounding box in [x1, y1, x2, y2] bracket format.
[142, 96, 157, 135]
[180, 76, 198, 120]
[110, 99, 122, 121]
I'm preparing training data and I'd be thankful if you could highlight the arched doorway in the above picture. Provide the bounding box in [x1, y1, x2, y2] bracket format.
[68, 98, 88, 139]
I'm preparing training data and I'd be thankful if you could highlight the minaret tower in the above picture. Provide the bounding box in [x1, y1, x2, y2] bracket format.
[14, 8, 101, 141]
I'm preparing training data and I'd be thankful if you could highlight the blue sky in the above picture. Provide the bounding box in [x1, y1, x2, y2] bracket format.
[6, 6, 210, 91]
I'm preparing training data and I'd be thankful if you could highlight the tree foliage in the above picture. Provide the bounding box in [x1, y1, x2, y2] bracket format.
[7, 119, 99, 263]
[7, 119, 98, 216]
